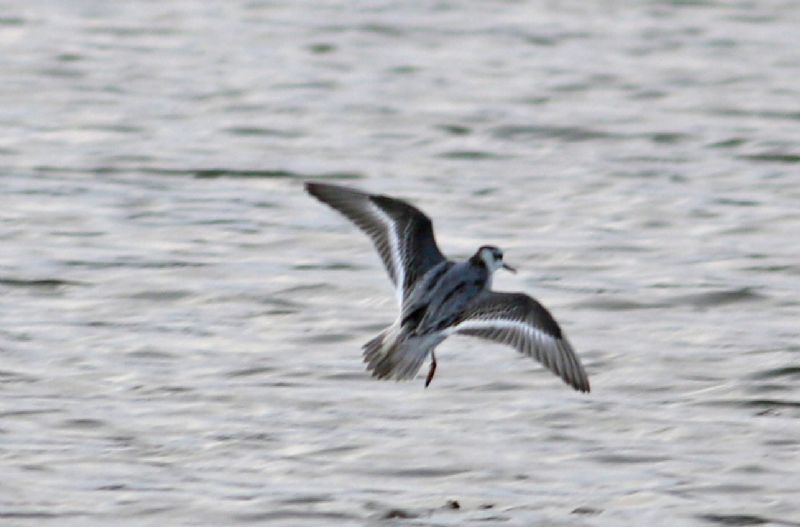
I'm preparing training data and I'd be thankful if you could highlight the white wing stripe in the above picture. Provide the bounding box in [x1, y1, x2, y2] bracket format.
[443, 297, 590, 393]
[448, 318, 557, 346]
[370, 202, 405, 304]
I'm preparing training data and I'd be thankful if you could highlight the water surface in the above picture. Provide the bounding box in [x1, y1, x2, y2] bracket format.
[1, 1, 799, 525]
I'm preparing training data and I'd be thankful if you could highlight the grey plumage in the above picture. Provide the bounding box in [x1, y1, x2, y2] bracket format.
[305, 182, 590, 393]
[447, 292, 590, 392]
[304, 182, 444, 302]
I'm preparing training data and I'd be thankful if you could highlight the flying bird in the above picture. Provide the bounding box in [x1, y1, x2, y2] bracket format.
[305, 182, 590, 392]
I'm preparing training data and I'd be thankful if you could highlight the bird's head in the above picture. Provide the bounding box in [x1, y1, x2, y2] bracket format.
[475, 245, 516, 274]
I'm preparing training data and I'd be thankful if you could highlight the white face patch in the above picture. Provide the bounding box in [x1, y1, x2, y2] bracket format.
[480, 247, 503, 272]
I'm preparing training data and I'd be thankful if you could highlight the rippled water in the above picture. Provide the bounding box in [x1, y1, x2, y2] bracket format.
[2, 1, 800, 525]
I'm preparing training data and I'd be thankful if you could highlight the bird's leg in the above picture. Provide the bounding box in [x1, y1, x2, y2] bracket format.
[425, 350, 437, 388]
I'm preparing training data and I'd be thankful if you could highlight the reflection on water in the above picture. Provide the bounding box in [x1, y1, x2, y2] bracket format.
[2, 1, 799, 525]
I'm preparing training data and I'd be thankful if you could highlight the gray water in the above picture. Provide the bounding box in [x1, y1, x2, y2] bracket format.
[2, 1, 799, 525]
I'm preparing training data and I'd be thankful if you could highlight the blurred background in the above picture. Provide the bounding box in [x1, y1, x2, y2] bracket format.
[1, 1, 799, 525]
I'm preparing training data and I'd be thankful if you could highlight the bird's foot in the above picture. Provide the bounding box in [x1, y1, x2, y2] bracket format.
[425, 351, 437, 388]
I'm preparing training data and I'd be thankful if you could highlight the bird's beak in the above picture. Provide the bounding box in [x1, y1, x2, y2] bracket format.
[502, 263, 517, 273]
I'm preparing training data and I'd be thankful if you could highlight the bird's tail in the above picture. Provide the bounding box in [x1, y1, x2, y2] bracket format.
[362, 331, 388, 366]
[362, 324, 431, 381]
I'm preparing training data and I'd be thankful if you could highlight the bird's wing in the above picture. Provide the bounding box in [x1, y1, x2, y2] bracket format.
[446, 291, 590, 392]
[305, 182, 446, 303]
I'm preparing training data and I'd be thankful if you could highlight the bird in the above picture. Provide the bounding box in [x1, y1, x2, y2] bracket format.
[304, 182, 590, 393]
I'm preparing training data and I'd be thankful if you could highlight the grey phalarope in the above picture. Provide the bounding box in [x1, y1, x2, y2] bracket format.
[305, 182, 590, 392]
